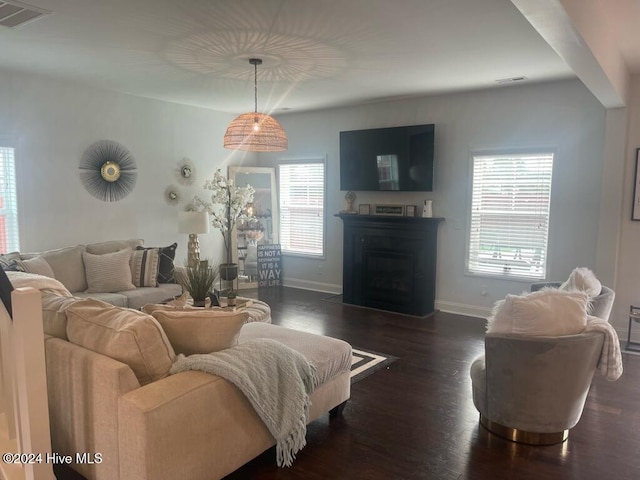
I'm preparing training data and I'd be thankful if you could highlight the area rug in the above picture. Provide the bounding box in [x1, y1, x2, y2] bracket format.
[350, 347, 397, 384]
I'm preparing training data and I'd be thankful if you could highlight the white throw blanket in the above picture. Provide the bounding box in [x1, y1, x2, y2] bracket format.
[6, 271, 72, 297]
[584, 315, 623, 381]
[170, 338, 316, 467]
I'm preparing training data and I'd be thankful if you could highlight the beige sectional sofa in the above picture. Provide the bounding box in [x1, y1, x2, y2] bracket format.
[41, 293, 352, 480]
[1, 239, 182, 309]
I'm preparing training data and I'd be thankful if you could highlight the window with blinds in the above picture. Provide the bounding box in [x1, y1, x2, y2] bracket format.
[467, 151, 553, 279]
[0, 146, 19, 254]
[278, 161, 325, 257]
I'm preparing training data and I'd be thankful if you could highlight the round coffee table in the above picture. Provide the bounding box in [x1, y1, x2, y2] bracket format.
[158, 294, 271, 323]
[233, 297, 271, 324]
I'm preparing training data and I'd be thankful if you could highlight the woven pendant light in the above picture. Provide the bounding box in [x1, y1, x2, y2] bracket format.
[224, 58, 288, 152]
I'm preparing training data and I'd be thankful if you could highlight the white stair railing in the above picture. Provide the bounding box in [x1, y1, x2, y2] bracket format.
[0, 287, 54, 480]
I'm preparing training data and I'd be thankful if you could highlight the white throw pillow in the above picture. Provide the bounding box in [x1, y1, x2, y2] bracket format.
[487, 288, 588, 336]
[559, 267, 602, 297]
[82, 249, 135, 293]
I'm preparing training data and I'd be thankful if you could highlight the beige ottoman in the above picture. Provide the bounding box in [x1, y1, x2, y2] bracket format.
[239, 322, 352, 419]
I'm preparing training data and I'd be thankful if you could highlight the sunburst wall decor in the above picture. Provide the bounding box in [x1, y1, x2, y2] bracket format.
[176, 158, 196, 186]
[165, 185, 181, 206]
[79, 140, 138, 202]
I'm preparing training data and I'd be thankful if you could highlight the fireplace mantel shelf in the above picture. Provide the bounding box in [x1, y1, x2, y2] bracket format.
[335, 213, 444, 224]
[337, 213, 443, 317]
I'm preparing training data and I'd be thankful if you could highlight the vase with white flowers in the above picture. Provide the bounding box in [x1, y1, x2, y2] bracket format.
[192, 169, 255, 282]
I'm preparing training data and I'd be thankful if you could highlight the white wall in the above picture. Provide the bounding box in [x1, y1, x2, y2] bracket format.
[0, 71, 612, 321]
[261, 79, 608, 317]
[560, 0, 630, 105]
[614, 75, 640, 339]
[0, 69, 256, 264]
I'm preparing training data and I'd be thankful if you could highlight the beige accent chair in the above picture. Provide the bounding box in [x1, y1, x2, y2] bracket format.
[470, 331, 604, 445]
[470, 284, 614, 445]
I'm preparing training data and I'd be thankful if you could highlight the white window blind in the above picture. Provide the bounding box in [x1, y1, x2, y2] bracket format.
[467, 151, 553, 279]
[0, 146, 19, 254]
[279, 162, 325, 257]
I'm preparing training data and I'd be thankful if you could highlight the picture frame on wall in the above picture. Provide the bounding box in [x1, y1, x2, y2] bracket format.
[358, 204, 370, 215]
[405, 205, 416, 217]
[634, 148, 640, 221]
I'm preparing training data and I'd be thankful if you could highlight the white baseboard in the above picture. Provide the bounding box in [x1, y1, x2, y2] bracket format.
[282, 278, 342, 295]
[276, 285, 492, 317]
[435, 300, 491, 320]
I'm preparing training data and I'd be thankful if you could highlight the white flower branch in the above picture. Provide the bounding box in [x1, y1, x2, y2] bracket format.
[189, 169, 255, 264]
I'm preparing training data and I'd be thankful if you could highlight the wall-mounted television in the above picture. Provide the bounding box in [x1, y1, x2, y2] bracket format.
[340, 124, 434, 192]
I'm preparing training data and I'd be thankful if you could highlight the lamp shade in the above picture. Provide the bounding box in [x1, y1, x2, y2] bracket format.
[178, 211, 210, 234]
[224, 112, 288, 152]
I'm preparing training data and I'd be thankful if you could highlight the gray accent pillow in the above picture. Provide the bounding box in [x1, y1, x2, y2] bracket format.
[16, 256, 56, 278]
[82, 249, 135, 293]
[0, 252, 21, 270]
[40, 245, 88, 292]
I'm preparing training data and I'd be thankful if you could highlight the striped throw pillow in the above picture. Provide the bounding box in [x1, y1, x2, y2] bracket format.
[137, 243, 176, 284]
[130, 248, 160, 287]
[82, 249, 135, 293]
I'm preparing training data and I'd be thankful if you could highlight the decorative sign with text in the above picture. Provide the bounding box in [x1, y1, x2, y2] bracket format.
[374, 204, 405, 216]
[257, 244, 282, 288]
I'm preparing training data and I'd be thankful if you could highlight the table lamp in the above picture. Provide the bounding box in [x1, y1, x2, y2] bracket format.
[178, 211, 210, 268]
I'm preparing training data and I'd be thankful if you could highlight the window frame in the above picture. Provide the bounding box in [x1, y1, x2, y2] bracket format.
[277, 156, 327, 259]
[465, 147, 555, 281]
[0, 136, 20, 254]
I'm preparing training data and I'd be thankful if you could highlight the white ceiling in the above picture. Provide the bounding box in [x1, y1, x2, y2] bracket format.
[0, 0, 634, 114]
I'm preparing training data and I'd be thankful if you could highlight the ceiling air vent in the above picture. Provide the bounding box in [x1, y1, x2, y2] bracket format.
[495, 76, 527, 85]
[0, 0, 50, 28]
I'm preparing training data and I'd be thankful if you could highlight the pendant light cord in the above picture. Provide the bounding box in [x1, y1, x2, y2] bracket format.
[249, 58, 262, 122]
[254, 60, 258, 114]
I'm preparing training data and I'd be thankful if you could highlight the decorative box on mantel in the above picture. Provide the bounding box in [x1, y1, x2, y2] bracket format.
[336, 213, 444, 316]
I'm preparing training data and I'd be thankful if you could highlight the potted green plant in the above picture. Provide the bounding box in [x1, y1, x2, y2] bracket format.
[183, 262, 216, 307]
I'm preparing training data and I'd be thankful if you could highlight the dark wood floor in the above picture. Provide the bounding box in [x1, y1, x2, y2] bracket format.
[56, 287, 640, 480]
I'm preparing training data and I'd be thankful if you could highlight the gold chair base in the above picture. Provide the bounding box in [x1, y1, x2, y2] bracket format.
[480, 415, 569, 446]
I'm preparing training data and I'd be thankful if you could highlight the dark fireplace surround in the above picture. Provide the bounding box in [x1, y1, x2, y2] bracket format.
[337, 213, 443, 316]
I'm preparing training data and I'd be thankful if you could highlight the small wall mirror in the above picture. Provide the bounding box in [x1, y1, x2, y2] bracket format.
[229, 166, 279, 289]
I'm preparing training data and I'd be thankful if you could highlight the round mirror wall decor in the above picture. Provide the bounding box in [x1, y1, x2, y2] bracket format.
[79, 140, 138, 202]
